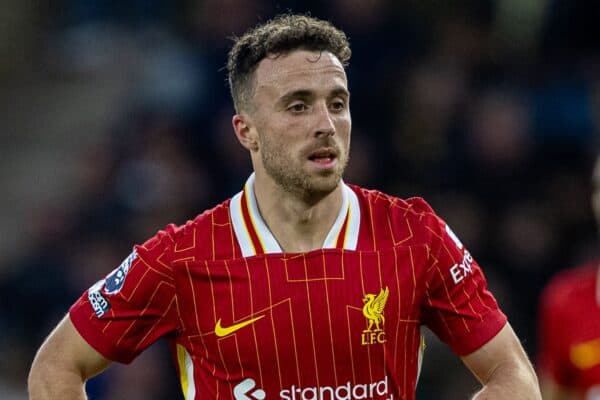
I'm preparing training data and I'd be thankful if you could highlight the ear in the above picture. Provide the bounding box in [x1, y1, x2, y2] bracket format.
[232, 114, 259, 152]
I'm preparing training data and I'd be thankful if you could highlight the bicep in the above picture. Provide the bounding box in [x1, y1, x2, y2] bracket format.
[461, 322, 532, 384]
[33, 314, 111, 380]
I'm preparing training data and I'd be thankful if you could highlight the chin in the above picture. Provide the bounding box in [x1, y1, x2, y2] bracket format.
[305, 173, 342, 195]
[265, 161, 344, 199]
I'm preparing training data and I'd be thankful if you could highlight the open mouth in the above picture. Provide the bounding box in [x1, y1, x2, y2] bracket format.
[308, 148, 338, 165]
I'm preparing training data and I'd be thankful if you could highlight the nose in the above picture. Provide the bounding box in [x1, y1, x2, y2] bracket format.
[314, 102, 335, 137]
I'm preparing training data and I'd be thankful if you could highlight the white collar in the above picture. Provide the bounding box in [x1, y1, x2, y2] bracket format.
[229, 173, 361, 256]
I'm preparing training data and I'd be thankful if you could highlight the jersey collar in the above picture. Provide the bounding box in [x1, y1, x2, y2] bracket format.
[230, 173, 361, 257]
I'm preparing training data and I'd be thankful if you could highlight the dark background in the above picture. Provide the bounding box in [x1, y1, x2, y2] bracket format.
[0, 1, 598, 399]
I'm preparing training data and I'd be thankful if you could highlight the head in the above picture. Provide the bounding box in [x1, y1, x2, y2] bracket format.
[227, 14, 352, 200]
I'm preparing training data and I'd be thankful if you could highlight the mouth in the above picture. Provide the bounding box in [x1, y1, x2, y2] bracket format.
[308, 147, 338, 166]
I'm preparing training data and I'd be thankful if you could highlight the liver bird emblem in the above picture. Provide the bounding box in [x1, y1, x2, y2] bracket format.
[362, 287, 389, 332]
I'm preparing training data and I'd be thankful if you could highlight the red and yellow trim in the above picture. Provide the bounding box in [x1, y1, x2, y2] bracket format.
[230, 174, 361, 256]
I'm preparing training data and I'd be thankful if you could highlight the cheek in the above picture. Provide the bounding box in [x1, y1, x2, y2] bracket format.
[258, 127, 294, 155]
[336, 113, 351, 131]
[336, 117, 352, 143]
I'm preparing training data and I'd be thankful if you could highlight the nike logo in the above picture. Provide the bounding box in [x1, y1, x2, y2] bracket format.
[215, 315, 264, 337]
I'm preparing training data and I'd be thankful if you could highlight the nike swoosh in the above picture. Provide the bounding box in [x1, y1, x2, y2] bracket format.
[215, 315, 265, 337]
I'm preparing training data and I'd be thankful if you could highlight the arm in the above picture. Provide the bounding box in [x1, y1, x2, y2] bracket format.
[28, 315, 111, 400]
[461, 323, 541, 400]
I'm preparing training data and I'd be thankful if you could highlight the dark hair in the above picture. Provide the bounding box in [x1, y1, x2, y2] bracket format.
[227, 14, 351, 113]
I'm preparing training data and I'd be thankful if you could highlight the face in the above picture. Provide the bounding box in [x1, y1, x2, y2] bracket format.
[239, 50, 351, 199]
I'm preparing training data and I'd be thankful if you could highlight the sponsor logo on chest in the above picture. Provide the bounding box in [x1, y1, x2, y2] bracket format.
[233, 377, 393, 400]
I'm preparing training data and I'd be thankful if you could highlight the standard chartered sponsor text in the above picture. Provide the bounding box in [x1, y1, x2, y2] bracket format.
[280, 376, 392, 400]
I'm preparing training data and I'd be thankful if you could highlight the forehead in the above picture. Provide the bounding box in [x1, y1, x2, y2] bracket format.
[253, 50, 348, 94]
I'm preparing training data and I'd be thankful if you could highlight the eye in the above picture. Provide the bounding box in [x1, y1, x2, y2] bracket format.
[288, 102, 308, 113]
[330, 99, 346, 112]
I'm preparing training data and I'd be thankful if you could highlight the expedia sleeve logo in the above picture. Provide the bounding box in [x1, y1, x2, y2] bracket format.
[104, 251, 137, 294]
[445, 224, 463, 250]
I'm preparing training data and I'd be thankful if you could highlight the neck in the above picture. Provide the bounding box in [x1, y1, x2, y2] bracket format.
[252, 173, 344, 253]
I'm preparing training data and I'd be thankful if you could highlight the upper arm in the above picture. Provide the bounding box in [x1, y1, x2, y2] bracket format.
[69, 233, 180, 363]
[31, 314, 111, 381]
[461, 323, 534, 385]
[419, 206, 507, 355]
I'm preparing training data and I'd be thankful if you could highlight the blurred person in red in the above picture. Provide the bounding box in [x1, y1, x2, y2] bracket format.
[28, 14, 540, 400]
[537, 154, 600, 400]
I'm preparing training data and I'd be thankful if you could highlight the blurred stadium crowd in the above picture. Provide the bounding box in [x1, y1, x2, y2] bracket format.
[0, 1, 599, 399]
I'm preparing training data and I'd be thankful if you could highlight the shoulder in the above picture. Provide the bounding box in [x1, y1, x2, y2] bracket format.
[175, 199, 232, 238]
[349, 184, 442, 244]
[350, 185, 435, 216]
[137, 198, 233, 257]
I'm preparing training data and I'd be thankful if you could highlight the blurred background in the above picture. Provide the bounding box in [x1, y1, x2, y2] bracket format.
[0, 0, 598, 399]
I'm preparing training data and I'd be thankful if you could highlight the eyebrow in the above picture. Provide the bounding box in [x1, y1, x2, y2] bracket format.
[277, 90, 313, 107]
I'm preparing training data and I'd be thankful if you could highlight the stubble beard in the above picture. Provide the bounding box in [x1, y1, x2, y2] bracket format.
[260, 138, 349, 203]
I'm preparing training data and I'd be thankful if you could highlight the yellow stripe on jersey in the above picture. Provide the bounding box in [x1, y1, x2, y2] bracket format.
[177, 344, 188, 398]
[243, 184, 265, 254]
[177, 344, 196, 399]
[242, 175, 282, 253]
[240, 194, 258, 256]
[229, 190, 258, 257]
[416, 333, 426, 384]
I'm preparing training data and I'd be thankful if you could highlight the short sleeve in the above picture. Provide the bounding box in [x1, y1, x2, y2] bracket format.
[69, 226, 180, 364]
[421, 212, 507, 356]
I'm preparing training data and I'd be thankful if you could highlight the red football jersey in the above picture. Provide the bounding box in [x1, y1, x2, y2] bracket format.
[538, 260, 600, 399]
[70, 174, 506, 400]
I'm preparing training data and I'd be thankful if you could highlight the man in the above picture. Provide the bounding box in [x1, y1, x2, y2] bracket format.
[537, 154, 600, 400]
[28, 14, 541, 400]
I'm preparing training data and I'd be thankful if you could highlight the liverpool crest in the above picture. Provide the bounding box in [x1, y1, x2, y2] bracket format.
[361, 287, 389, 345]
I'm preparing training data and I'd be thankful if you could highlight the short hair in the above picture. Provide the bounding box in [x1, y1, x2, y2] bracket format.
[227, 14, 351, 113]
